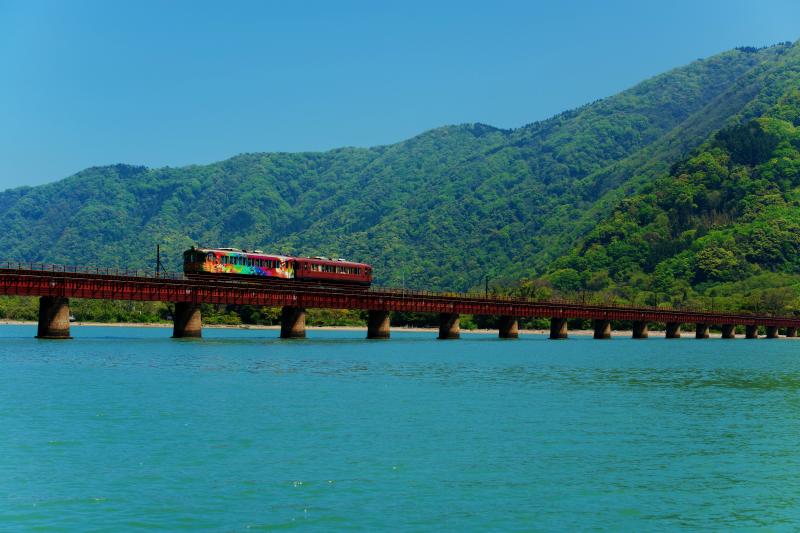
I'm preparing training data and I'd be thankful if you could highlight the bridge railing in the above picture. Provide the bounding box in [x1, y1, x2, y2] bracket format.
[0, 260, 184, 280]
[0, 260, 792, 321]
[370, 286, 786, 320]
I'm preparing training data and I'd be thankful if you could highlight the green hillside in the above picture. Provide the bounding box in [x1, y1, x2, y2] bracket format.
[0, 42, 797, 292]
[543, 86, 800, 314]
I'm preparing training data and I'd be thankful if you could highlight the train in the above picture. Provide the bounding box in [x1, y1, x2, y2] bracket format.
[182, 246, 373, 287]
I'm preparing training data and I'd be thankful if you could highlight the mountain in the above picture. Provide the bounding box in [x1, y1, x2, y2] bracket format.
[0, 41, 798, 292]
[542, 85, 800, 315]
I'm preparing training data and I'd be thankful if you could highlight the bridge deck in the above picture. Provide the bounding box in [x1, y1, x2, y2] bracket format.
[0, 266, 798, 328]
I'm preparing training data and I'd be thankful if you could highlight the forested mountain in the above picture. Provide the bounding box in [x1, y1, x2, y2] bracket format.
[542, 86, 800, 314]
[0, 41, 798, 293]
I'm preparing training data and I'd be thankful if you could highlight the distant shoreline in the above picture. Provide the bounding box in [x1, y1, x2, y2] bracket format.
[0, 320, 785, 338]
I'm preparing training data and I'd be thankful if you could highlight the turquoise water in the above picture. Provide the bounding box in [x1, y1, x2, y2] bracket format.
[1, 326, 800, 531]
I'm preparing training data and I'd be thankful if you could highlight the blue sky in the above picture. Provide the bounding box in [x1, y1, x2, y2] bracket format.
[1, 0, 798, 189]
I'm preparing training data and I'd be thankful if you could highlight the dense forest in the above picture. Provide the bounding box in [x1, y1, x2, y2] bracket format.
[538, 87, 800, 316]
[0, 42, 799, 324]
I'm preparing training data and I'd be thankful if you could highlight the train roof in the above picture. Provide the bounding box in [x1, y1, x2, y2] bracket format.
[187, 247, 370, 267]
[294, 256, 371, 267]
[191, 247, 293, 261]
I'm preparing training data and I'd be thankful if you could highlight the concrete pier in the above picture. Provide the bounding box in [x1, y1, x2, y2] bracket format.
[36, 296, 71, 339]
[721, 324, 736, 339]
[550, 317, 568, 340]
[438, 313, 460, 339]
[765, 325, 779, 339]
[665, 322, 681, 339]
[746, 325, 758, 339]
[367, 310, 391, 339]
[592, 319, 611, 339]
[498, 315, 519, 339]
[280, 306, 306, 339]
[632, 321, 649, 339]
[786, 327, 798, 338]
[172, 302, 202, 338]
[695, 323, 710, 339]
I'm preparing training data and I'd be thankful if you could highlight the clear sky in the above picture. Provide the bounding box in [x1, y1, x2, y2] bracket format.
[1, 0, 798, 189]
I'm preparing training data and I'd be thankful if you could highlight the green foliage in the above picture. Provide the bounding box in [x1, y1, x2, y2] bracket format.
[539, 87, 800, 312]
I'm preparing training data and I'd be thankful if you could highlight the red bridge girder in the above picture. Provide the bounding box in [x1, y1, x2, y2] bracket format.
[0, 268, 798, 328]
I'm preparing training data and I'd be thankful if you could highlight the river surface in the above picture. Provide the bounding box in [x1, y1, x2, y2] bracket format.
[1, 326, 799, 531]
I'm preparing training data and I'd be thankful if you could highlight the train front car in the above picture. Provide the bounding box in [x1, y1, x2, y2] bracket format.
[293, 256, 372, 287]
[183, 247, 295, 280]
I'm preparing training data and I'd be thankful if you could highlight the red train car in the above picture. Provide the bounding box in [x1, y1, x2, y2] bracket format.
[293, 256, 372, 286]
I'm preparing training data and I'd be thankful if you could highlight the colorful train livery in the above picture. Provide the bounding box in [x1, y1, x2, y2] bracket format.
[183, 247, 372, 287]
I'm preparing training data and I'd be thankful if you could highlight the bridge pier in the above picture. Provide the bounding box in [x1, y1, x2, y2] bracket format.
[786, 327, 798, 338]
[172, 302, 202, 338]
[746, 325, 758, 339]
[367, 310, 391, 339]
[721, 324, 736, 339]
[592, 319, 611, 339]
[36, 296, 72, 339]
[632, 321, 648, 339]
[665, 322, 681, 339]
[550, 317, 568, 340]
[280, 306, 306, 339]
[498, 315, 519, 339]
[765, 325, 779, 339]
[695, 323, 710, 339]
[438, 313, 460, 340]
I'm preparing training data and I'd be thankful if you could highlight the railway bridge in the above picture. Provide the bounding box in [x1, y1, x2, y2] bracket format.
[1, 263, 798, 341]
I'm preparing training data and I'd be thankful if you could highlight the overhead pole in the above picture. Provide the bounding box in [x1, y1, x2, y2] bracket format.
[155, 244, 168, 278]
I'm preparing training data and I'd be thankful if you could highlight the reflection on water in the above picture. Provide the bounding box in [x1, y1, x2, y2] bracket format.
[1, 325, 800, 530]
